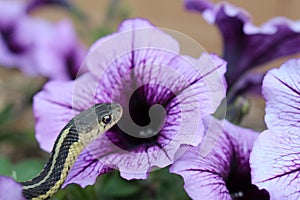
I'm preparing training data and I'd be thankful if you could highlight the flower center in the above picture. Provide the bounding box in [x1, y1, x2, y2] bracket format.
[107, 84, 176, 152]
[65, 51, 78, 80]
[1, 27, 26, 54]
[227, 171, 270, 199]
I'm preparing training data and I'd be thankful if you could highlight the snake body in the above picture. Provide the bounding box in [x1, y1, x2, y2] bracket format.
[20, 103, 122, 200]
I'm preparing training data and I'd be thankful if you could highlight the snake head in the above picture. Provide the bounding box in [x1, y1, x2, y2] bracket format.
[73, 103, 123, 145]
[95, 103, 123, 130]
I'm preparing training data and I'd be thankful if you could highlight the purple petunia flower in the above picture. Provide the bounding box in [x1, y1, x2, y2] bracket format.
[33, 18, 227, 186]
[0, 1, 86, 80]
[0, 176, 25, 200]
[185, 0, 300, 98]
[250, 59, 300, 199]
[170, 116, 270, 200]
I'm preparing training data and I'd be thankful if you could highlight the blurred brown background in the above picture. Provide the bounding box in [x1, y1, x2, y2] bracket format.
[38, 0, 300, 53]
[2, 0, 300, 139]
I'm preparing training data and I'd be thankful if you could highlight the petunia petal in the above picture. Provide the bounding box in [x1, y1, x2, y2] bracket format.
[228, 71, 265, 99]
[0, 1, 25, 27]
[250, 130, 300, 200]
[263, 59, 300, 135]
[0, 176, 25, 200]
[185, 0, 300, 90]
[86, 18, 180, 79]
[84, 132, 177, 179]
[170, 117, 267, 200]
[33, 73, 98, 152]
[62, 148, 111, 187]
[250, 58, 300, 199]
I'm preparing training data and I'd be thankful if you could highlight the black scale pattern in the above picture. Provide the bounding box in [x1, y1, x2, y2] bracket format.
[21, 122, 79, 199]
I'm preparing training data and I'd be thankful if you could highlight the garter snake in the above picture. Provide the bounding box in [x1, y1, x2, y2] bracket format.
[20, 103, 123, 200]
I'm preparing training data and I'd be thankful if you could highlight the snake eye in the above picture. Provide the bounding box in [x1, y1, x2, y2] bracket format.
[102, 115, 112, 124]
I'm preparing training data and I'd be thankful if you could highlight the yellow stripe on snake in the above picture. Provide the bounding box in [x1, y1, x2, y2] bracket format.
[20, 103, 123, 200]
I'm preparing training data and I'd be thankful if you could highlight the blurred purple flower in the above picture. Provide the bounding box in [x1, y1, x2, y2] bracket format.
[185, 0, 300, 98]
[33, 18, 227, 186]
[250, 59, 300, 199]
[26, 0, 72, 13]
[0, 176, 25, 200]
[170, 117, 269, 200]
[0, 1, 86, 80]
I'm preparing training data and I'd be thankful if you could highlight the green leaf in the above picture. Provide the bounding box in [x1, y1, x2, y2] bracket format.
[13, 159, 44, 182]
[147, 168, 190, 200]
[102, 173, 140, 197]
[226, 96, 250, 124]
[54, 184, 99, 200]
[0, 157, 13, 176]
[92, 27, 113, 43]
[0, 104, 14, 125]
